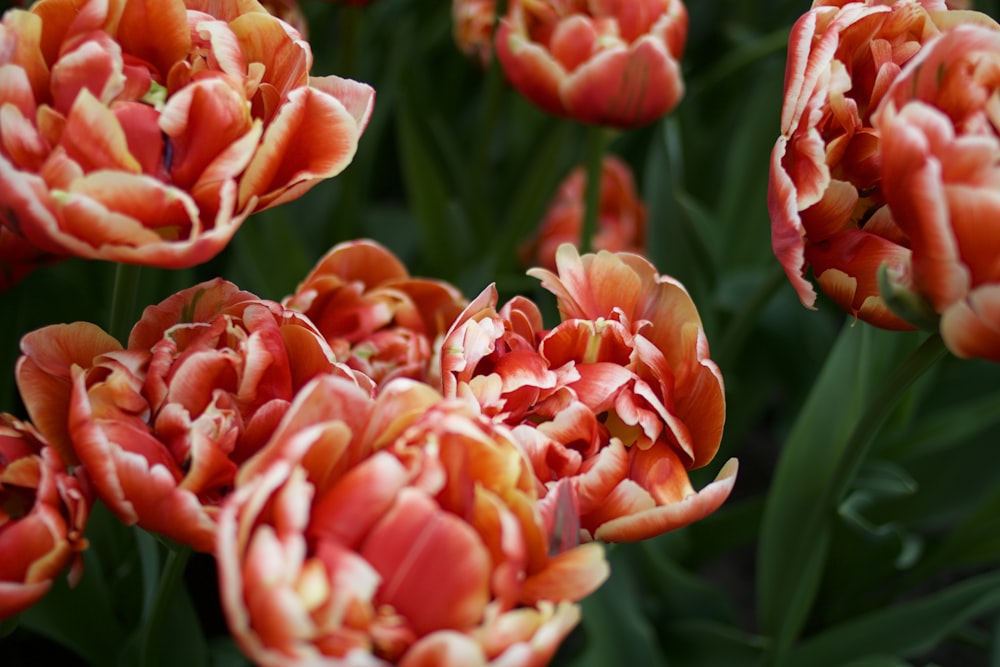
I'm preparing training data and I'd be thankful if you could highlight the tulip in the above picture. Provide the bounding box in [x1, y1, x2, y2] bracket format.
[0, 0, 374, 269]
[768, 0, 996, 329]
[453, 0, 498, 68]
[0, 414, 92, 620]
[873, 23, 1000, 361]
[217, 375, 609, 665]
[495, 0, 688, 127]
[283, 240, 468, 386]
[520, 155, 646, 271]
[441, 244, 736, 542]
[15, 279, 358, 552]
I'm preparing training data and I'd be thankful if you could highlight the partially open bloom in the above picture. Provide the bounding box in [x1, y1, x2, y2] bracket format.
[16, 279, 355, 552]
[520, 156, 646, 271]
[218, 375, 609, 665]
[0, 0, 374, 269]
[495, 0, 688, 127]
[453, 0, 497, 68]
[767, 0, 995, 328]
[283, 240, 468, 386]
[873, 23, 1000, 361]
[1, 414, 92, 620]
[442, 244, 736, 542]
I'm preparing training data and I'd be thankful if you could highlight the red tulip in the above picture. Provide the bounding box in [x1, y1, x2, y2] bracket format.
[259, 0, 310, 37]
[441, 245, 736, 542]
[874, 23, 1000, 361]
[284, 240, 468, 386]
[0, 414, 92, 620]
[217, 375, 609, 665]
[520, 156, 646, 271]
[16, 279, 359, 552]
[767, 0, 995, 328]
[0, 0, 374, 269]
[495, 0, 688, 127]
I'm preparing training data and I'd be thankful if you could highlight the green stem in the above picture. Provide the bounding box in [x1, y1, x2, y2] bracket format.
[830, 332, 949, 502]
[139, 541, 192, 667]
[109, 263, 141, 344]
[580, 125, 606, 254]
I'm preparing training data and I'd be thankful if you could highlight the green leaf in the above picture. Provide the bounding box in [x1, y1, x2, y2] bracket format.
[757, 327, 937, 664]
[567, 549, 670, 667]
[787, 571, 1000, 666]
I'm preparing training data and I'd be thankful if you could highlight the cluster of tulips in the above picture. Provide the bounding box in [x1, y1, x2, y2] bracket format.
[2, 0, 1000, 664]
[0, 1, 731, 664]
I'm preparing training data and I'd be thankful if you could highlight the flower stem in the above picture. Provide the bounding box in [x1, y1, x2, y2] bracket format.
[139, 540, 192, 667]
[580, 125, 606, 254]
[109, 263, 141, 344]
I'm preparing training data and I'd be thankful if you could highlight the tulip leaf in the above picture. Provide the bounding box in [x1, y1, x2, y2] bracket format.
[757, 325, 935, 663]
[785, 570, 1000, 666]
[395, 81, 455, 276]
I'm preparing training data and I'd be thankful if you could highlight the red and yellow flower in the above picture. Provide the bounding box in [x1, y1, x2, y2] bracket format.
[441, 244, 736, 542]
[0, 0, 374, 269]
[1, 414, 92, 620]
[520, 155, 646, 271]
[767, 0, 995, 328]
[218, 375, 609, 665]
[874, 23, 1000, 361]
[283, 240, 468, 386]
[15, 279, 357, 552]
[495, 0, 688, 127]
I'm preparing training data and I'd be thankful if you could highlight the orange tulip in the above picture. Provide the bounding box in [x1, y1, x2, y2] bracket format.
[0, 0, 373, 269]
[520, 156, 646, 271]
[453, 0, 498, 68]
[441, 245, 736, 542]
[217, 375, 609, 665]
[768, 0, 995, 328]
[495, 0, 688, 127]
[874, 23, 1000, 361]
[284, 240, 468, 386]
[15, 279, 360, 552]
[0, 414, 92, 620]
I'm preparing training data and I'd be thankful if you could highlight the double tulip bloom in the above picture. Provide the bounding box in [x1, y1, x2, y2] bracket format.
[217, 375, 609, 665]
[283, 241, 469, 386]
[768, 0, 995, 330]
[0, 0, 373, 272]
[520, 155, 647, 271]
[16, 280, 357, 552]
[496, 0, 689, 127]
[0, 415, 92, 620]
[441, 244, 736, 542]
[874, 23, 1000, 361]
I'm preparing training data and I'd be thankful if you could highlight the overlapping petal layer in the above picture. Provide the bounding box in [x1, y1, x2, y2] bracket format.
[496, 0, 687, 127]
[16, 279, 355, 551]
[441, 244, 735, 542]
[218, 375, 608, 665]
[767, 0, 996, 328]
[0, 0, 374, 270]
[0, 414, 92, 620]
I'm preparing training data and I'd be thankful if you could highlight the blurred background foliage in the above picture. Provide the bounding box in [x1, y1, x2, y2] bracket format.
[3, 0, 1000, 665]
